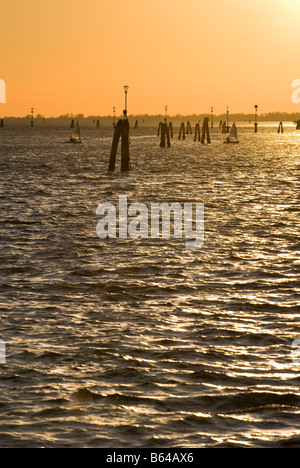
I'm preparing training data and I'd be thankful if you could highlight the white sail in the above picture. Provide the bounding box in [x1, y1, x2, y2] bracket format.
[71, 123, 81, 140]
[229, 122, 238, 140]
[224, 122, 239, 144]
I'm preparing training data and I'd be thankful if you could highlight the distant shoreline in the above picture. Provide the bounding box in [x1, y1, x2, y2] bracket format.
[1, 112, 300, 123]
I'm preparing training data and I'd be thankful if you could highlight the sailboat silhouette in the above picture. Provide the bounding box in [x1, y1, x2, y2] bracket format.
[224, 122, 239, 144]
[68, 121, 82, 143]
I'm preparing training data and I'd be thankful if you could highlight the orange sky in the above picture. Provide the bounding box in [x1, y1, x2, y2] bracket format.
[1, 0, 300, 117]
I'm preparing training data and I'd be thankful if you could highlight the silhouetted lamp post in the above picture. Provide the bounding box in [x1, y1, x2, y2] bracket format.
[165, 106, 168, 123]
[123, 85, 129, 118]
[254, 105, 258, 133]
[226, 106, 229, 132]
[31, 107, 34, 127]
[113, 106, 116, 128]
[108, 87, 130, 172]
[211, 107, 214, 128]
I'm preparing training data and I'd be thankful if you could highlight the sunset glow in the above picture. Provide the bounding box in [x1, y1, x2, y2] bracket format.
[1, 0, 300, 116]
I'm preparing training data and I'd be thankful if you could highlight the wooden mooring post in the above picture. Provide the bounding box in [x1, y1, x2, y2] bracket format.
[277, 122, 283, 133]
[134, 120, 138, 129]
[296, 120, 300, 130]
[108, 118, 130, 172]
[157, 122, 162, 137]
[194, 122, 201, 141]
[201, 118, 211, 144]
[178, 122, 185, 140]
[96, 119, 100, 127]
[186, 121, 192, 134]
[0, 119, 4, 128]
[70, 119, 75, 128]
[121, 119, 130, 171]
[159, 122, 171, 148]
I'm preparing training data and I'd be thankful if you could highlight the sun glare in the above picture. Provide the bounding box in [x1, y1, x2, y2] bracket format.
[281, 0, 300, 13]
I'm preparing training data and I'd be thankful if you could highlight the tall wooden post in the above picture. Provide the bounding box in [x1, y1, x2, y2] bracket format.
[0, 119, 4, 128]
[165, 123, 171, 147]
[157, 122, 162, 137]
[121, 119, 130, 171]
[277, 122, 283, 133]
[186, 121, 192, 134]
[108, 118, 130, 172]
[31, 108, 34, 127]
[134, 120, 138, 129]
[96, 119, 100, 127]
[160, 122, 171, 148]
[296, 120, 300, 130]
[178, 122, 185, 140]
[160, 122, 166, 147]
[169, 122, 173, 138]
[108, 119, 123, 171]
[70, 119, 75, 128]
[201, 117, 211, 144]
[194, 123, 200, 141]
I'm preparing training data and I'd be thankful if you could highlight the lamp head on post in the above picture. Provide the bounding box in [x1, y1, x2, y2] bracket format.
[254, 105, 259, 133]
[123, 85, 129, 118]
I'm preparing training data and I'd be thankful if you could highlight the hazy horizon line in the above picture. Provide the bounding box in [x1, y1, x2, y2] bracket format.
[1, 111, 300, 120]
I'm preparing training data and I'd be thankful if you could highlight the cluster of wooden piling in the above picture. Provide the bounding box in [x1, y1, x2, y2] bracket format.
[186, 121, 192, 135]
[159, 122, 171, 148]
[157, 121, 173, 146]
[221, 121, 230, 134]
[201, 118, 211, 144]
[164, 118, 212, 144]
[178, 121, 193, 139]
